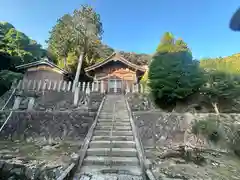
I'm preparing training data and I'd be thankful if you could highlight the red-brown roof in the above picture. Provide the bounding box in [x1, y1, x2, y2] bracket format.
[84, 52, 146, 72]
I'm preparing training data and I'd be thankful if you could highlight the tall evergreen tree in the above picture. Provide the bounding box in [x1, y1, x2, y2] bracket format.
[149, 33, 205, 108]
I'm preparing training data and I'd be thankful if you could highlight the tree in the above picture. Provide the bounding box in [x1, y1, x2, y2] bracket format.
[0, 22, 44, 95]
[148, 33, 205, 108]
[156, 32, 175, 53]
[201, 71, 240, 114]
[69, 5, 103, 87]
[0, 26, 4, 49]
[48, 14, 73, 69]
[47, 5, 104, 85]
[200, 54, 240, 74]
[0, 23, 44, 65]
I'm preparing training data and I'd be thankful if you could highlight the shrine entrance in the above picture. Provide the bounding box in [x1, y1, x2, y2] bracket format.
[108, 78, 123, 94]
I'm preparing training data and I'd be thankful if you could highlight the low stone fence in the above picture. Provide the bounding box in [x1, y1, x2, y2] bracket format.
[16, 79, 147, 94]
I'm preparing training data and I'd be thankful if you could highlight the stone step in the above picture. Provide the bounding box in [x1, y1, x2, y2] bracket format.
[93, 130, 133, 136]
[79, 165, 143, 176]
[83, 156, 139, 166]
[95, 126, 132, 131]
[89, 140, 136, 148]
[98, 119, 130, 122]
[92, 135, 134, 141]
[98, 116, 113, 118]
[97, 122, 131, 126]
[87, 148, 137, 157]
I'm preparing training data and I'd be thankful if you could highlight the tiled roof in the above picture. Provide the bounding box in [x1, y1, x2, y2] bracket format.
[16, 58, 69, 75]
[85, 52, 146, 72]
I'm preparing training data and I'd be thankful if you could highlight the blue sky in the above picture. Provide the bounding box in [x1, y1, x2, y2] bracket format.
[0, 0, 239, 59]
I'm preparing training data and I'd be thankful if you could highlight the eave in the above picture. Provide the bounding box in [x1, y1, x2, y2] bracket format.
[84, 52, 146, 73]
[15, 60, 69, 75]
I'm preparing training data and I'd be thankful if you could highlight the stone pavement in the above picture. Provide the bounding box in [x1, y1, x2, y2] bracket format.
[77, 173, 143, 180]
[74, 95, 144, 180]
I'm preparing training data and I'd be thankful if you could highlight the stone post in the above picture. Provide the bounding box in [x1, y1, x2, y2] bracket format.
[58, 81, 62, 92]
[140, 83, 144, 93]
[96, 81, 99, 92]
[62, 81, 67, 91]
[67, 81, 72, 91]
[33, 80, 36, 90]
[53, 81, 57, 91]
[21, 80, 25, 90]
[91, 82, 95, 92]
[100, 80, 104, 93]
[132, 84, 135, 93]
[27, 80, 32, 90]
[86, 82, 90, 95]
[17, 80, 22, 90]
[42, 81, 47, 91]
[27, 97, 35, 110]
[126, 83, 130, 94]
[12, 96, 22, 110]
[37, 80, 42, 91]
[108, 78, 110, 93]
[78, 82, 81, 90]
[114, 79, 117, 93]
[73, 86, 80, 106]
[48, 81, 52, 90]
[82, 82, 86, 93]
[136, 83, 139, 93]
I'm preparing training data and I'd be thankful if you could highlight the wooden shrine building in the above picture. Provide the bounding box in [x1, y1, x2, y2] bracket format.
[15, 57, 69, 82]
[85, 52, 146, 93]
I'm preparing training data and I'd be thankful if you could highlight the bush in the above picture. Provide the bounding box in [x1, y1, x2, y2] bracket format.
[192, 118, 222, 144]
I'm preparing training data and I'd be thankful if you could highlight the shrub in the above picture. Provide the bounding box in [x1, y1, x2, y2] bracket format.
[192, 118, 222, 144]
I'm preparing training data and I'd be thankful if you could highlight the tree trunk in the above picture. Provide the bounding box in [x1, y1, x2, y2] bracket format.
[212, 102, 219, 114]
[73, 51, 84, 91]
[64, 56, 67, 70]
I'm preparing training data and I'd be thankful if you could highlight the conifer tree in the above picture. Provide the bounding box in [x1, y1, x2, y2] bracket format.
[148, 32, 205, 108]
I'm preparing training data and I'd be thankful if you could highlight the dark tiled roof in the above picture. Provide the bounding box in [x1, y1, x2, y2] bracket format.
[84, 52, 146, 72]
[15, 59, 69, 75]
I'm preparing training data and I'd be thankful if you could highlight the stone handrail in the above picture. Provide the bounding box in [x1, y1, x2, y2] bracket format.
[56, 95, 106, 180]
[0, 88, 16, 111]
[0, 111, 13, 132]
[125, 97, 156, 180]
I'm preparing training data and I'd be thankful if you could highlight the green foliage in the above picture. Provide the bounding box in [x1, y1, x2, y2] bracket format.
[0, 22, 44, 65]
[201, 71, 240, 105]
[0, 22, 44, 95]
[0, 70, 22, 95]
[0, 70, 22, 88]
[119, 51, 151, 65]
[48, 4, 105, 73]
[148, 33, 205, 107]
[192, 118, 222, 143]
[200, 54, 240, 74]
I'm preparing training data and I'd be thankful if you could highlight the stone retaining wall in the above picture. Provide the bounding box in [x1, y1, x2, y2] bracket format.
[0, 111, 96, 141]
[133, 111, 240, 149]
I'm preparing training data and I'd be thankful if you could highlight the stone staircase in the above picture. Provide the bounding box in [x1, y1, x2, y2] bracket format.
[76, 95, 144, 179]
